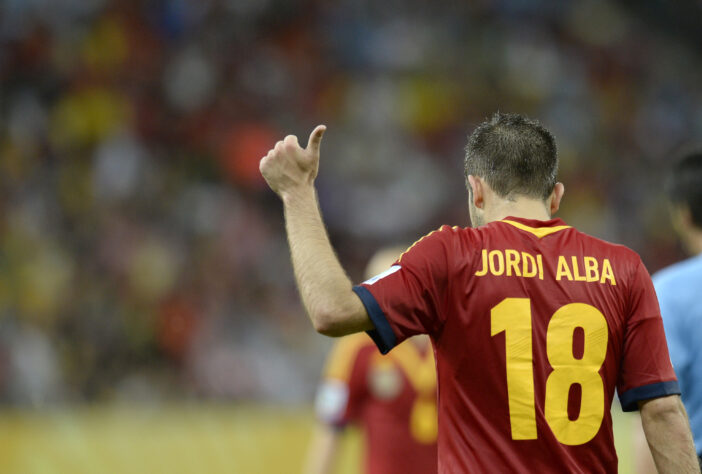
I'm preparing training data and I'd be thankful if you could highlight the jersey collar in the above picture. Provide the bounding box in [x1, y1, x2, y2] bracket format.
[499, 216, 571, 239]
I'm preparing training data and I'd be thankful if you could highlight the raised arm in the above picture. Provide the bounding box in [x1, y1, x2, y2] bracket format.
[259, 126, 372, 336]
[639, 395, 700, 473]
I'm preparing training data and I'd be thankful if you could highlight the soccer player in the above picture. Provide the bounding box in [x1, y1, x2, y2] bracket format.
[637, 152, 702, 471]
[259, 113, 699, 473]
[303, 247, 437, 474]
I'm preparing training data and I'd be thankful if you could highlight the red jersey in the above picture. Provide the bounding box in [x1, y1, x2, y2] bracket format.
[352, 217, 679, 473]
[315, 333, 438, 474]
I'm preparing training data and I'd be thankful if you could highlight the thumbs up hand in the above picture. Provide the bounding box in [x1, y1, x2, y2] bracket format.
[260, 125, 326, 201]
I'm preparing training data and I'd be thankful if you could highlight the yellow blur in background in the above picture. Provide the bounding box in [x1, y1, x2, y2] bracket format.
[0, 404, 635, 474]
[0, 405, 353, 474]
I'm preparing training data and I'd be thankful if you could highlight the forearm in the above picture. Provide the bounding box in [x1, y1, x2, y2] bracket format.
[283, 186, 372, 336]
[260, 125, 372, 336]
[632, 414, 657, 474]
[302, 424, 341, 474]
[640, 395, 700, 473]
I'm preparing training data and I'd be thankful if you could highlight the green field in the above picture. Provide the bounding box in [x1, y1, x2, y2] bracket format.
[0, 404, 637, 473]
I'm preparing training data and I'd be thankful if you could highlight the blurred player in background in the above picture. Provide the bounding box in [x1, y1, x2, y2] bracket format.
[636, 152, 702, 472]
[303, 247, 437, 474]
[260, 112, 699, 473]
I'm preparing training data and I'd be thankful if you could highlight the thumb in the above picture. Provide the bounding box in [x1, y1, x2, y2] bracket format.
[306, 125, 326, 154]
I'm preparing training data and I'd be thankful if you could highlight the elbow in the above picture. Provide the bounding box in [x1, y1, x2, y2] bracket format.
[308, 292, 367, 337]
[310, 308, 351, 337]
[311, 312, 342, 337]
[310, 311, 333, 336]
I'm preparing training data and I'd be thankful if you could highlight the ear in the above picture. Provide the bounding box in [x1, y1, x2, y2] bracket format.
[548, 182, 565, 216]
[467, 175, 484, 209]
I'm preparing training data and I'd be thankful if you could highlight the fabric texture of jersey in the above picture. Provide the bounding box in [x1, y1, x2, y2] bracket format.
[653, 252, 702, 456]
[352, 217, 679, 473]
[314, 333, 438, 474]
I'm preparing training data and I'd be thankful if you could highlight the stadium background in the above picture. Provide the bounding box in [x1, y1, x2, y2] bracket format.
[0, 0, 700, 472]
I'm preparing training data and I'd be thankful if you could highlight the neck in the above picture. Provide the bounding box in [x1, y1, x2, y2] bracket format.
[484, 197, 552, 224]
[685, 229, 702, 256]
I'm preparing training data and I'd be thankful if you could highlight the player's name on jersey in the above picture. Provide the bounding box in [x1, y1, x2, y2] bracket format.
[474, 249, 616, 285]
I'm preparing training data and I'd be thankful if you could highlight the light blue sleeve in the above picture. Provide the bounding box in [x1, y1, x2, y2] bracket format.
[654, 281, 691, 376]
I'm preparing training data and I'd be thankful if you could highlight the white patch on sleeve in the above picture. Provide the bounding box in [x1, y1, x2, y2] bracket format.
[315, 380, 350, 423]
[362, 265, 401, 285]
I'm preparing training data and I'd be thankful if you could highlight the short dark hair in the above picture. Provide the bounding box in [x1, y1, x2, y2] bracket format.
[464, 112, 558, 200]
[666, 152, 702, 229]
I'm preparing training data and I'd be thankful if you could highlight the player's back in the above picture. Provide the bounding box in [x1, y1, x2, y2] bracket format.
[436, 216, 677, 472]
[355, 216, 678, 473]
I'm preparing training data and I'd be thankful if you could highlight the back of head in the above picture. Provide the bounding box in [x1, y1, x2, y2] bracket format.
[666, 151, 702, 230]
[464, 112, 558, 200]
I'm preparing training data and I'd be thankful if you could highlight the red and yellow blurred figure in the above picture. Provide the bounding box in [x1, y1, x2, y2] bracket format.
[303, 247, 437, 474]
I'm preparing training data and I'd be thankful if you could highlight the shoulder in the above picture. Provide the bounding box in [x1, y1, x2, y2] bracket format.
[653, 254, 702, 291]
[652, 256, 702, 332]
[652, 256, 702, 316]
[396, 225, 481, 283]
[565, 228, 645, 278]
[400, 225, 466, 254]
[395, 225, 463, 267]
[399, 225, 479, 261]
[570, 228, 642, 261]
[323, 333, 377, 382]
[546, 227, 649, 294]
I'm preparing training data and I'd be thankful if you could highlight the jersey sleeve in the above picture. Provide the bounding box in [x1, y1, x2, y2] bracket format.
[352, 226, 455, 354]
[314, 335, 370, 427]
[617, 258, 680, 411]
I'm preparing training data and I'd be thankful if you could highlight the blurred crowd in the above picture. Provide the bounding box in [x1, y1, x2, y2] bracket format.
[0, 0, 700, 405]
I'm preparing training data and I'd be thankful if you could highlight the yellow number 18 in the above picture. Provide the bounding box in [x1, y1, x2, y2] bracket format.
[491, 298, 608, 445]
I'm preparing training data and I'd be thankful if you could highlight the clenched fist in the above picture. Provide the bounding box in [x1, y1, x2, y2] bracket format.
[259, 125, 326, 200]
